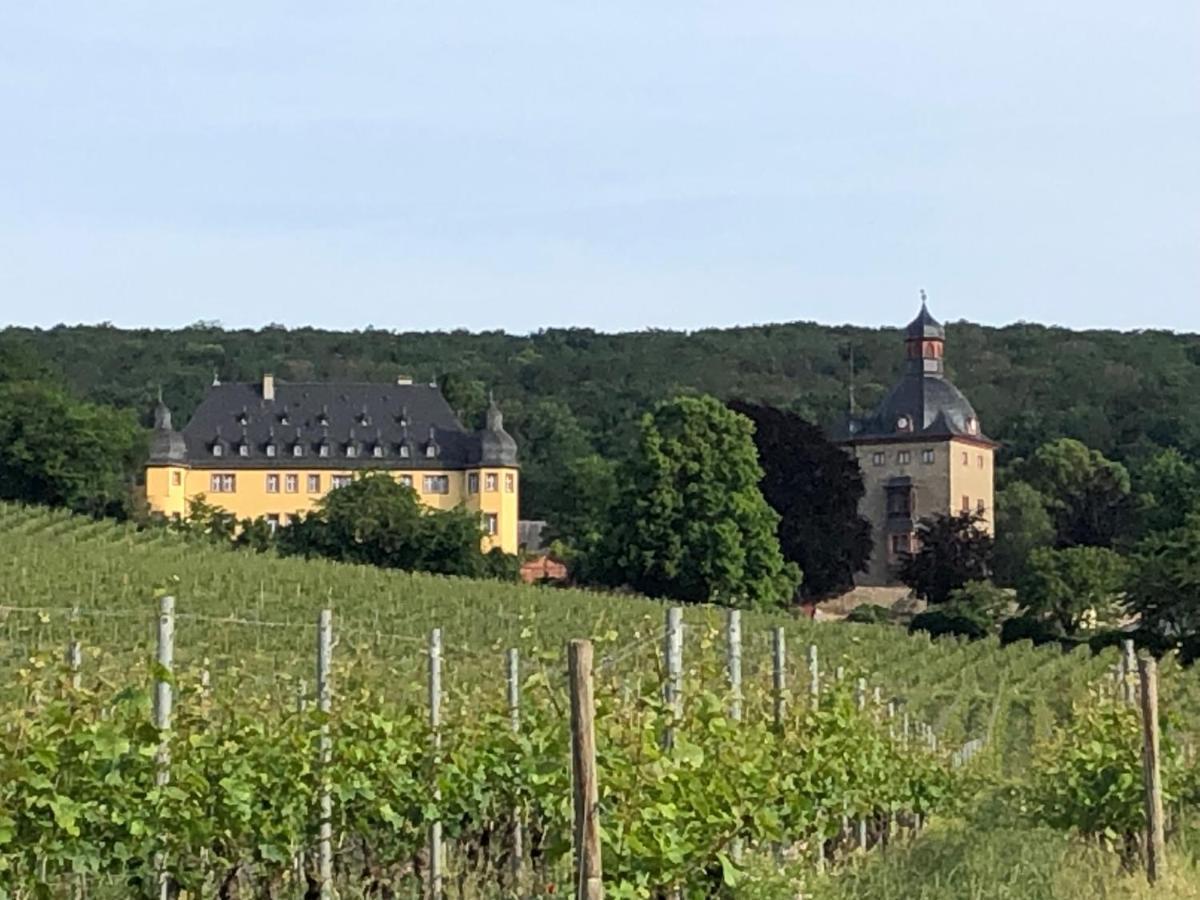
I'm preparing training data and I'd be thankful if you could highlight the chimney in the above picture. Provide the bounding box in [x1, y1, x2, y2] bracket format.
[263, 374, 275, 401]
[396, 375, 413, 385]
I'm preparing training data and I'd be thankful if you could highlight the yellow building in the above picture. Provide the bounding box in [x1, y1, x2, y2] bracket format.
[839, 300, 997, 585]
[145, 376, 520, 554]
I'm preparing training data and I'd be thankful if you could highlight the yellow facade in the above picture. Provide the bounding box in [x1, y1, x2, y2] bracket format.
[849, 437, 995, 585]
[145, 464, 520, 554]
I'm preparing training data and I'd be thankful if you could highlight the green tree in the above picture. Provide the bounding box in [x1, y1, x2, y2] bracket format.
[517, 399, 594, 522]
[992, 481, 1055, 586]
[1017, 546, 1129, 635]
[278, 472, 517, 580]
[899, 513, 993, 605]
[1133, 447, 1200, 537]
[909, 579, 1008, 641]
[727, 401, 871, 601]
[610, 395, 801, 608]
[0, 381, 144, 518]
[1125, 513, 1200, 648]
[548, 452, 620, 582]
[1019, 438, 1133, 548]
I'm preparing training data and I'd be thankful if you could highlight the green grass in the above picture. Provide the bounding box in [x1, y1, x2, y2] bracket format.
[739, 812, 1200, 900]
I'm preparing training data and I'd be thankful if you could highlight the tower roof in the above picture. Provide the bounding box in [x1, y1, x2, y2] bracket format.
[905, 298, 945, 341]
[837, 299, 995, 446]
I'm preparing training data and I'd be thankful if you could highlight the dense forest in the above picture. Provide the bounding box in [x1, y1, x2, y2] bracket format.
[5, 318, 1200, 519]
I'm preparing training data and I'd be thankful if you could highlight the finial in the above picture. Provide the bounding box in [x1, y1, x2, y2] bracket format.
[920, 288, 928, 306]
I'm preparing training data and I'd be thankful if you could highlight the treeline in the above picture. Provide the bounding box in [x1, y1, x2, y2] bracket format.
[4, 319, 1200, 521]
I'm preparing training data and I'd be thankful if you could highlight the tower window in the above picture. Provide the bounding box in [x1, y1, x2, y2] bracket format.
[961, 451, 969, 466]
[468, 473, 480, 493]
[977, 499, 986, 515]
[171, 471, 182, 486]
[484, 513, 499, 536]
[505, 473, 515, 493]
[921, 449, 935, 464]
[977, 454, 985, 469]
[485, 473, 499, 492]
[962, 495, 971, 512]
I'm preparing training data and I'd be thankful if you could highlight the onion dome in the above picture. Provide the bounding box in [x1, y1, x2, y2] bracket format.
[149, 390, 187, 463]
[478, 395, 518, 466]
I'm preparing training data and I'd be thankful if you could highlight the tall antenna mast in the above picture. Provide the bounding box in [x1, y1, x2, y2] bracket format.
[847, 343, 857, 415]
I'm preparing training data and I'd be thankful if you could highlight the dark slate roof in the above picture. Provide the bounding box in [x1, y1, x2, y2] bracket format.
[839, 370, 993, 444]
[905, 302, 945, 341]
[169, 381, 516, 468]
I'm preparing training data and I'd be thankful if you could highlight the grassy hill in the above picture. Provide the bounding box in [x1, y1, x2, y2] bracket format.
[2, 501, 1199, 897]
[4, 500, 1198, 766]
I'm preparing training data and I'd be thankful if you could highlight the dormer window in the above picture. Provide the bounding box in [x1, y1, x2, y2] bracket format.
[966, 416, 979, 435]
[425, 444, 437, 459]
[319, 443, 330, 458]
[896, 415, 912, 432]
[293, 444, 304, 458]
[372, 445, 384, 458]
[266, 444, 278, 458]
[237, 409, 249, 426]
[212, 444, 224, 457]
[399, 444, 411, 459]
[346, 445, 357, 458]
[238, 443, 250, 458]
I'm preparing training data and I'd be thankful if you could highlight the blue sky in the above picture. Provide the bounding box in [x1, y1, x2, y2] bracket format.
[2, 3, 1197, 333]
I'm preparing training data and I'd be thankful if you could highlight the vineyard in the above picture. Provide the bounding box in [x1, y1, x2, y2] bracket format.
[1, 501, 1199, 898]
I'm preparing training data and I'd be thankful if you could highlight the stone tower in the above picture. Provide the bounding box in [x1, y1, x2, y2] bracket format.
[839, 300, 997, 585]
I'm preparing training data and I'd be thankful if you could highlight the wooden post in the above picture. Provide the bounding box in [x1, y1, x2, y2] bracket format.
[294, 678, 307, 897]
[316, 610, 333, 900]
[154, 596, 175, 900]
[726, 610, 744, 866]
[855, 678, 867, 851]
[772, 626, 786, 729]
[725, 609, 742, 722]
[569, 640, 603, 900]
[507, 648, 523, 887]
[807, 644, 819, 710]
[663, 607, 683, 750]
[64, 640, 82, 691]
[1138, 656, 1166, 885]
[429, 628, 444, 899]
[1121, 640, 1137, 706]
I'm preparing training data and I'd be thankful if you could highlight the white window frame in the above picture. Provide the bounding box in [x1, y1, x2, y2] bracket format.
[307, 474, 321, 493]
[285, 473, 299, 493]
[484, 513, 499, 536]
[266, 474, 280, 493]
